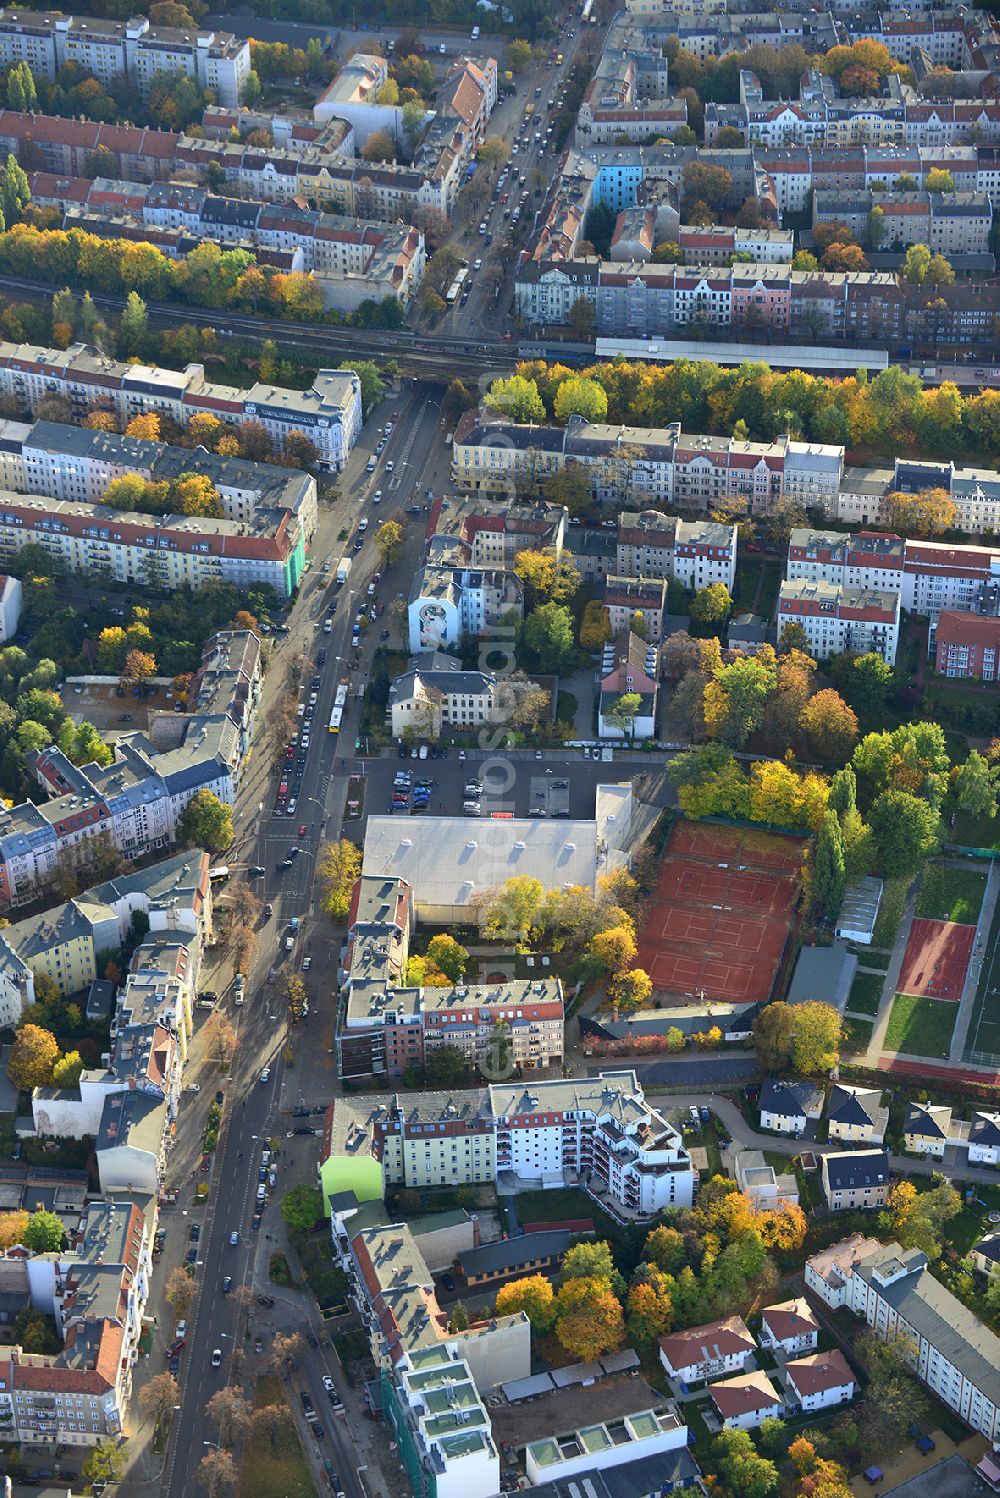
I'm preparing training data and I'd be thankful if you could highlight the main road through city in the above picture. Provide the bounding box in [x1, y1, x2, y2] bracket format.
[157, 382, 448, 1498]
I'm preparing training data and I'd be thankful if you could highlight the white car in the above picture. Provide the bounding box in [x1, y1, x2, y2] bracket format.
[358, 518, 368, 532]
[185, 1083, 200, 1093]
[211, 1349, 222, 1368]
[473, 258, 482, 271]
[303, 956, 312, 971]
[229, 1231, 239, 1246]
[372, 489, 382, 503]
[385, 460, 394, 474]
[260, 1067, 271, 1084]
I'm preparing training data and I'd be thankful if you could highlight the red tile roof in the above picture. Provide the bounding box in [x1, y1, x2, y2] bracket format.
[659, 1315, 754, 1370]
[784, 1348, 855, 1398]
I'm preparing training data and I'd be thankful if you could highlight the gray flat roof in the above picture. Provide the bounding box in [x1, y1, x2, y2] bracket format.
[787, 945, 856, 1012]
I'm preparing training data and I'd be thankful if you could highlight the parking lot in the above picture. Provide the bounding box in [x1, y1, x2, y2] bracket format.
[357, 753, 672, 822]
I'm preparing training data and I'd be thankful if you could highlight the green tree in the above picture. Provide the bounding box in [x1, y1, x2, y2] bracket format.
[23, 1209, 65, 1253]
[374, 520, 404, 566]
[605, 692, 642, 740]
[176, 788, 233, 854]
[846, 651, 893, 717]
[51, 1050, 83, 1087]
[790, 1000, 842, 1074]
[7, 61, 37, 113]
[827, 764, 857, 817]
[690, 581, 732, 627]
[280, 1184, 323, 1234]
[119, 291, 148, 355]
[83, 1440, 126, 1488]
[555, 1276, 625, 1361]
[241, 68, 262, 106]
[318, 838, 361, 922]
[626, 1265, 674, 1349]
[791, 249, 819, 271]
[485, 374, 546, 422]
[925, 168, 954, 192]
[1, 153, 30, 226]
[869, 789, 940, 874]
[643, 1225, 687, 1274]
[520, 602, 576, 673]
[752, 1001, 796, 1070]
[494, 1273, 556, 1331]
[712, 1429, 779, 1498]
[477, 874, 544, 944]
[559, 1240, 619, 1288]
[799, 688, 859, 761]
[814, 810, 846, 919]
[424, 1045, 469, 1088]
[953, 749, 1000, 820]
[425, 934, 468, 982]
[506, 39, 534, 71]
[553, 375, 608, 423]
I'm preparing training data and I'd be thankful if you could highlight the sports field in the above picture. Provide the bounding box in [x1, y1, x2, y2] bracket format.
[636, 819, 802, 1004]
[897, 918, 975, 1002]
[967, 883, 1000, 1063]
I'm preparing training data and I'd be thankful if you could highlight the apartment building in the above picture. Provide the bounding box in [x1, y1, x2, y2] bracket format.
[388, 661, 511, 741]
[616, 511, 737, 590]
[819, 1148, 891, 1211]
[843, 1240, 1000, 1442]
[516, 252, 1000, 346]
[677, 224, 795, 264]
[322, 1071, 695, 1219]
[0, 572, 21, 641]
[0, 342, 360, 473]
[16, 419, 317, 539]
[787, 527, 1000, 620]
[658, 1316, 756, 1383]
[777, 579, 900, 663]
[0, 684, 245, 912]
[338, 873, 564, 1082]
[812, 190, 993, 257]
[430, 496, 568, 569]
[576, 40, 685, 144]
[804, 1233, 882, 1307]
[407, 565, 523, 653]
[599, 631, 658, 740]
[0, 9, 251, 104]
[0, 487, 304, 597]
[0, 1198, 153, 1451]
[525, 1405, 690, 1485]
[452, 410, 843, 515]
[603, 574, 668, 643]
[933, 611, 1000, 680]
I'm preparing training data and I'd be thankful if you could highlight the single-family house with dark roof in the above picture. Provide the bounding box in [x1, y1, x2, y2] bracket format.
[903, 1100, 952, 1159]
[759, 1077, 824, 1136]
[969, 1111, 1000, 1166]
[826, 1084, 888, 1144]
[820, 1148, 891, 1212]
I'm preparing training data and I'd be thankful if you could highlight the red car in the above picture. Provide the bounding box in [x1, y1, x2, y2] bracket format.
[298, 824, 307, 835]
[279, 782, 288, 796]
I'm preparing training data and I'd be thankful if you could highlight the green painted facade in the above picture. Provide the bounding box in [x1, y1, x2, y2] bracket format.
[382, 1370, 434, 1498]
[319, 1151, 383, 1215]
[284, 533, 306, 595]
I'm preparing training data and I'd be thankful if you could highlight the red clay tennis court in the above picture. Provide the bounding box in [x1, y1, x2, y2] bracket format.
[897, 917, 976, 1002]
[637, 820, 803, 1004]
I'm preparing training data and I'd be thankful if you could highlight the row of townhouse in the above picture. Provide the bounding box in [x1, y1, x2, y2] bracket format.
[0, 1198, 154, 1450]
[838, 454, 1000, 533]
[761, 1077, 1000, 1169]
[0, 7, 251, 104]
[0, 340, 361, 473]
[429, 487, 738, 588]
[0, 854, 216, 1450]
[451, 409, 843, 516]
[812, 188, 994, 256]
[787, 526, 1000, 618]
[0, 632, 258, 914]
[0, 415, 317, 538]
[514, 255, 1000, 345]
[546, 140, 997, 246]
[53, 198, 426, 312]
[336, 874, 565, 1081]
[658, 1307, 856, 1427]
[776, 578, 901, 663]
[809, 1237, 1000, 1443]
[321, 1069, 695, 1217]
[707, 76, 1000, 151]
[0, 486, 305, 597]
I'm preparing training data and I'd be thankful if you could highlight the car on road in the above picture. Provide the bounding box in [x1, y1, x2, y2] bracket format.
[254, 1336, 264, 1353]
[249, 865, 265, 876]
[303, 956, 312, 971]
[260, 1067, 271, 1083]
[294, 1125, 316, 1135]
[322, 1376, 337, 1396]
[372, 489, 382, 503]
[264, 902, 273, 917]
[186, 1082, 200, 1093]
[169, 1354, 181, 1375]
[211, 1349, 222, 1368]
[222, 1275, 232, 1293]
[189, 1224, 200, 1242]
[257, 1294, 275, 1308]
[229, 1230, 239, 1245]
[278, 858, 293, 870]
[185, 1246, 197, 1264]
[298, 823, 307, 835]
[300, 1392, 316, 1418]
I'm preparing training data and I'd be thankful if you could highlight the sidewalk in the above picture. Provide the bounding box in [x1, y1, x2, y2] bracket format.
[952, 858, 999, 1060]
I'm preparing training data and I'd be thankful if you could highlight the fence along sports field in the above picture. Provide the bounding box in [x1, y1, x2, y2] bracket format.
[637, 820, 803, 1005]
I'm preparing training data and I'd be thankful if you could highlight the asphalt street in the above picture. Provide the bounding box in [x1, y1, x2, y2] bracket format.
[154, 383, 449, 1498]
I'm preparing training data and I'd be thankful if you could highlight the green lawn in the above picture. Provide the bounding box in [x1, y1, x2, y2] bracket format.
[950, 808, 1000, 852]
[514, 1187, 614, 1231]
[731, 559, 762, 615]
[856, 950, 890, 970]
[944, 1185, 1000, 1256]
[846, 972, 885, 1017]
[916, 863, 986, 925]
[884, 993, 957, 1058]
[291, 1227, 348, 1309]
[872, 875, 917, 949]
[842, 1016, 874, 1054]
[240, 1375, 318, 1498]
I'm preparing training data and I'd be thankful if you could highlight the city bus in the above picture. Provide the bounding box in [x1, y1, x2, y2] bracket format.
[446, 267, 469, 304]
[208, 866, 230, 884]
[328, 681, 349, 733]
